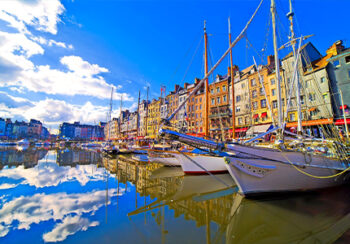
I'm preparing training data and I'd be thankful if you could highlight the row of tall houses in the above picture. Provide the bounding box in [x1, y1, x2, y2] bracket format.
[59, 122, 106, 141]
[0, 118, 50, 140]
[105, 40, 350, 141]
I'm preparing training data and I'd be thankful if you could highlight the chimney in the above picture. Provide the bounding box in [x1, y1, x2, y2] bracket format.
[184, 82, 189, 89]
[194, 78, 200, 84]
[326, 40, 344, 56]
[267, 55, 275, 66]
[174, 84, 179, 92]
[227, 66, 231, 77]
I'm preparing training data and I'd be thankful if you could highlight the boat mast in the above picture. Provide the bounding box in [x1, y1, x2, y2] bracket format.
[119, 94, 123, 139]
[271, 0, 283, 141]
[108, 87, 114, 141]
[145, 86, 149, 137]
[229, 17, 236, 140]
[287, 0, 303, 138]
[136, 90, 141, 138]
[204, 20, 209, 138]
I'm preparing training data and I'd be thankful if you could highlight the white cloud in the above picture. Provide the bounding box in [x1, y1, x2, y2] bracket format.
[0, 162, 108, 188]
[0, 0, 132, 101]
[0, 183, 19, 190]
[0, 0, 64, 35]
[43, 216, 99, 242]
[0, 188, 123, 240]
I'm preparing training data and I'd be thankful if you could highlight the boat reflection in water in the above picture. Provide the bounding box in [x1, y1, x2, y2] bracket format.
[1, 150, 350, 243]
[226, 188, 350, 244]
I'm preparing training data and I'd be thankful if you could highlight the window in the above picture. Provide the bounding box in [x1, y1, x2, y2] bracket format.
[346, 56, 350, 64]
[238, 117, 243, 125]
[271, 88, 276, 96]
[211, 98, 215, 105]
[236, 106, 241, 113]
[251, 79, 256, 86]
[199, 105, 202, 110]
[348, 70, 350, 79]
[253, 101, 258, 109]
[272, 100, 278, 109]
[223, 85, 226, 92]
[223, 95, 227, 102]
[305, 80, 311, 88]
[195, 99, 197, 104]
[289, 113, 296, 122]
[308, 93, 316, 102]
[236, 95, 241, 102]
[217, 97, 221, 104]
[260, 99, 267, 108]
[252, 90, 257, 98]
[195, 106, 198, 111]
[333, 60, 340, 67]
[270, 79, 275, 85]
[241, 83, 245, 88]
[300, 95, 305, 105]
[192, 98, 194, 102]
[259, 87, 264, 95]
[199, 98, 202, 103]
[211, 89, 214, 94]
[320, 77, 325, 84]
[216, 87, 220, 93]
[323, 93, 328, 101]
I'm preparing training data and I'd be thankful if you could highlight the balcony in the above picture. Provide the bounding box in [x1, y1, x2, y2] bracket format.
[209, 111, 231, 118]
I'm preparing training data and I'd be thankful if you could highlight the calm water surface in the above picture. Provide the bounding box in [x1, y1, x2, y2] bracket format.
[1, 148, 350, 244]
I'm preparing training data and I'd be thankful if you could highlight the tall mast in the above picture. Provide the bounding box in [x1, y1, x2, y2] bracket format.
[108, 87, 113, 141]
[119, 94, 123, 138]
[136, 90, 141, 137]
[271, 0, 283, 141]
[204, 20, 209, 137]
[229, 17, 235, 140]
[145, 86, 149, 137]
[287, 0, 302, 137]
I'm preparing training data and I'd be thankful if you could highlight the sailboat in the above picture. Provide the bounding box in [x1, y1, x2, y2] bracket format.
[159, 0, 350, 196]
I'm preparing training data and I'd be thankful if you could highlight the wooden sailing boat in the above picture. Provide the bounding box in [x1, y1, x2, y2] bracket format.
[159, 0, 350, 195]
[168, 21, 229, 175]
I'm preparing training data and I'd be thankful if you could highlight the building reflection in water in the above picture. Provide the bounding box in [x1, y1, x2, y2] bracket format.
[0, 148, 48, 169]
[105, 156, 350, 244]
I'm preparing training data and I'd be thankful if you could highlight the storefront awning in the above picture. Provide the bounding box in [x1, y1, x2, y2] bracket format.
[286, 118, 333, 128]
[253, 114, 259, 119]
[340, 105, 348, 110]
[230, 127, 248, 133]
[308, 107, 317, 112]
[261, 112, 267, 118]
[246, 124, 272, 136]
[335, 118, 350, 125]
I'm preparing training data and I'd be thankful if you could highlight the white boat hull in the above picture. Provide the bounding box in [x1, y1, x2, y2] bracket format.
[173, 153, 228, 174]
[226, 156, 349, 196]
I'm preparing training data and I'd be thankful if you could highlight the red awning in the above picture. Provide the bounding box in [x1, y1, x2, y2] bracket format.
[253, 114, 259, 119]
[308, 107, 317, 112]
[261, 112, 267, 118]
[286, 118, 333, 127]
[340, 105, 348, 110]
[230, 127, 248, 133]
[186, 132, 205, 138]
[335, 118, 350, 125]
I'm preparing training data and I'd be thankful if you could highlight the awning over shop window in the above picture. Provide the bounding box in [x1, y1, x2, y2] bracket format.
[253, 114, 259, 119]
[340, 105, 348, 110]
[261, 112, 267, 118]
[335, 118, 350, 125]
[308, 107, 317, 112]
[246, 124, 272, 136]
[230, 127, 248, 133]
[286, 118, 333, 127]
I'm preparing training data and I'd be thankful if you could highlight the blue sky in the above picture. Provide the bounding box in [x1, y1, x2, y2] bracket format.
[0, 0, 349, 132]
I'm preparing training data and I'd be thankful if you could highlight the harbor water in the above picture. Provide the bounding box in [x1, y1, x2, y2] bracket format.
[1, 148, 350, 243]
